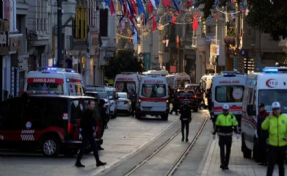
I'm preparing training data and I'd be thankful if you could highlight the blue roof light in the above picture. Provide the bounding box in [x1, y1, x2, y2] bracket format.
[254, 81, 256, 85]
[66, 79, 70, 82]
[263, 68, 278, 72]
[248, 80, 251, 84]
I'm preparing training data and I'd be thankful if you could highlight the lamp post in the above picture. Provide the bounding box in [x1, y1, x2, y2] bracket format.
[56, 0, 63, 68]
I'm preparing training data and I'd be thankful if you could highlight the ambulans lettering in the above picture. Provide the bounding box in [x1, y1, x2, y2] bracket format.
[266, 79, 278, 88]
[144, 80, 164, 84]
[219, 80, 240, 84]
[116, 78, 134, 81]
[27, 78, 64, 83]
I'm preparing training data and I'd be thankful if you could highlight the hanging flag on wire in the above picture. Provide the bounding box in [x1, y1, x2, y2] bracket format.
[154, 0, 160, 6]
[214, 13, 218, 19]
[162, 0, 171, 11]
[110, 0, 115, 14]
[193, 13, 199, 30]
[231, 10, 235, 21]
[172, 0, 180, 12]
[148, 0, 153, 13]
[152, 15, 157, 31]
[150, 0, 157, 10]
[136, 0, 147, 16]
[126, 0, 134, 16]
[122, 0, 128, 15]
[172, 16, 177, 24]
[133, 27, 138, 50]
[130, 0, 137, 15]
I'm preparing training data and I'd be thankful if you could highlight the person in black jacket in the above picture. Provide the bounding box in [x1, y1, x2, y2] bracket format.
[170, 92, 179, 115]
[179, 100, 192, 142]
[99, 99, 108, 137]
[75, 100, 106, 168]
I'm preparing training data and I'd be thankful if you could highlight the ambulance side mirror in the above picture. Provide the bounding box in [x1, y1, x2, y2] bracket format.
[247, 105, 256, 116]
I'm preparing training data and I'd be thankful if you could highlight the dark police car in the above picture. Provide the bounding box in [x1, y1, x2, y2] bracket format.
[0, 91, 102, 157]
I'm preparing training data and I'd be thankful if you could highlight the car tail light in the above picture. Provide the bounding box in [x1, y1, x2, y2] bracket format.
[124, 101, 128, 104]
[178, 96, 180, 98]
[166, 99, 169, 103]
[68, 122, 72, 133]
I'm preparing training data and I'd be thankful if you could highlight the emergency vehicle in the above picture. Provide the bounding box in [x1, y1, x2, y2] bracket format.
[143, 70, 169, 76]
[0, 91, 102, 157]
[211, 71, 246, 121]
[241, 67, 287, 159]
[136, 74, 169, 120]
[199, 74, 217, 107]
[114, 72, 143, 95]
[24, 67, 85, 96]
[166, 73, 191, 90]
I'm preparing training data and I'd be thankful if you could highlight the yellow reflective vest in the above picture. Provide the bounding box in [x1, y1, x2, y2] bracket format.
[262, 114, 287, 147]
[215, 113, 238, 136]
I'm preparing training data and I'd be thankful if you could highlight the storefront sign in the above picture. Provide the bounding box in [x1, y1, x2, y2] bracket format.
[90, 27, 100, 57]
[210, 44, 219, 55]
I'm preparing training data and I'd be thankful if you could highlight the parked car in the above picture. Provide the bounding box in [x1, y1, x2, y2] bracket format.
[104, 87, 118, 118]
[116, 92, 132, 115]
[185, 84, 203, 106]
[177, 90, 198, 112]
[86, 86, 110, 115]
[0, 91, 102, 157]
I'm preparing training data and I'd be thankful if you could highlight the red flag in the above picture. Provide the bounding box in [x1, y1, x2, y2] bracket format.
[185, 0, 191, 8]
[192, 13, 199, 30]
[162, 0, 171, 10]
[214, 13, 218, 19]
[148, 0, 153, 13]
[123, 0, 127, 15]
[152, 15, 157, 31]
[142, 15, 145, 26]
[128, 13, 136, 27]
[231, 0, 236, 2]
[130, 0, 137, 15]
[172, 16, 176, 24]
[110, 0, 115, 15]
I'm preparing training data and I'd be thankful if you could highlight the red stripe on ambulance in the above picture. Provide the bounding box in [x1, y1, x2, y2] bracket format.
[27, 78, 64, 84]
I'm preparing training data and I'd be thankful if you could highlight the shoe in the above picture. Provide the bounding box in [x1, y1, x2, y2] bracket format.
[259, 162, 267, 166]
[220, 165, 225, 170]
[75, 162, 85, 167]
[98, 146, 104, 150]
[96, 161, 107, 167]
[182, 138, 184, 142]
[224, 166, 229, 170]
[186, 139, 189, 142]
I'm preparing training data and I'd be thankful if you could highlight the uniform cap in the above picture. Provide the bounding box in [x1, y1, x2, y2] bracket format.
[272, 102, 281, 109]
[222, 104, 229, 110]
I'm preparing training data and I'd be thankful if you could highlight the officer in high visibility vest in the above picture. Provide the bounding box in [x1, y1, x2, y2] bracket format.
[212, 104, 240, 170]
[262, 102, 287, 176]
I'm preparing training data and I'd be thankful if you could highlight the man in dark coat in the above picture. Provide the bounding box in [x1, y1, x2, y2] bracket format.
[179, 100, 192, 142]
[75, 100, 106, 168]
[257, 103, 269, 166]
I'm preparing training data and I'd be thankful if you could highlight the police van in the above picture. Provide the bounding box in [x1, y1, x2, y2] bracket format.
[166, 73, 191, 90]
[136, 74, 169, 120]
[114, 72, 143, 96]
[0, 91, 102, 157]
[241, 67, 287, 159]
[24, 67, 85, 96]
[211, 71, 246, 124]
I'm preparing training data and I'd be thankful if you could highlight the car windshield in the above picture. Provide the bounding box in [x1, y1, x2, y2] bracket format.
[259, 89, 287, 113]
[27, 83, 63, 91]
[178, 91, 195, 97]
[176, 80, 190, 88]
[141, 84, 166, 98]
[215, 85, 244, 102]
[115, 81, 136, 93]
[107, 91, 113, 96]
[98, 92, 107, 99]
[118, 93, 127, 98]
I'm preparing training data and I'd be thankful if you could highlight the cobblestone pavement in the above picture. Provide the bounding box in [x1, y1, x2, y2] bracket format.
[198, 135, 281, 176]
[0, 114, 179, 176]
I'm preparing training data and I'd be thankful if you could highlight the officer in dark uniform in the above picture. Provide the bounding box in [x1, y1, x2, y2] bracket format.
[179, 99, 192, 142]
[212, 104, 240, 170]
[75, 100, 106, 168]
[129, 89, 137, 117]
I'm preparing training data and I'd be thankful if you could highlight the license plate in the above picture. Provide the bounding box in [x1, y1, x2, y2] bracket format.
[143, 107, 152, 111]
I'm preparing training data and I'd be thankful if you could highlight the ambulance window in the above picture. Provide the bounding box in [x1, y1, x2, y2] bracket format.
[44, 98, 68, 121]
[0, 98, 23, 120]
[142, 84, 166, 97]
[215, 86, 244, 102]
[27, 83, 63, 91]
[22, 97, 45, 120]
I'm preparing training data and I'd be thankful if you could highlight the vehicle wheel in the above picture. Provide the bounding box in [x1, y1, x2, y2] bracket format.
[161, 114, 168, 121]
[193, 108, 198, 112]
[242, 134, 252, 158]
[253, 136, 261, 162]
[42, 137, 60, 157]
[127, 111, 131, 116]
[64, 149, 78, 157]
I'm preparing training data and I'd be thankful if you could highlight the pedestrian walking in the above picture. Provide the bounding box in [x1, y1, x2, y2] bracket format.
[262, 102, 287, 176]
[129, 89, 137, 117]
[75, 100, 106, 168]
[170, 92, 179, 115]
[256, 103, 268, 166]
[212, 104, 240, 170]
[179, 100, 192, 142]
[98, 99, 108, 150]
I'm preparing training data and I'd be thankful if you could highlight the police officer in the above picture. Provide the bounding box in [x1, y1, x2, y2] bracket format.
[75, 100, 106, 168]
[129, 89, 137, 117]
[212, 104, 240, 170]
[262, 102, 287, 176]
[179, 99, 192, 142]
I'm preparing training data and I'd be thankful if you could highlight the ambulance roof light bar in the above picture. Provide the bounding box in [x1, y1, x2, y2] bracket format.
[145, 74, 161, 77]
[262, 67, 287, 73]
[19, 90, 64, 95]
[38, 67, 76, 73]
[121, 72, 138, 74]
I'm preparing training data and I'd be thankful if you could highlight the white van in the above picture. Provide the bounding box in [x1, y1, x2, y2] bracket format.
[199, 74, 217, 107]
[24, 67, 85, 95]
[241, 67, 287, 159]
[211, 71, 246, 120]
[114, 72, 143, 96]
[136, 74, 169, 120]
[166, 73, 191, 90]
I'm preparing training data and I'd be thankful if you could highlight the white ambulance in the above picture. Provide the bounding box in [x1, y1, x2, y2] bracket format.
[166, 73, 191, 90]
[143, 70, 169, 76]
[24, 67, 85, 95]
[137, 74, 169, 120]
[114, 72, 143, 96]
[241, 67, 287, 159]
[199, 74, 217, 107]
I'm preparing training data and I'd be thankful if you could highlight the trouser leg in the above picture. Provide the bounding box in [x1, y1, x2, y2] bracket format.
[219, 136, 226, 166]
[88, 135, 100, 163]
[76, 135, 88, 163]
[181, 121, 185, 139]
[277, 146, 286, 176]
[267, 145, 277, 176]
[186, 122, 189, 139]
[131, 102, 136, 116]
[225, 136, 232, 167]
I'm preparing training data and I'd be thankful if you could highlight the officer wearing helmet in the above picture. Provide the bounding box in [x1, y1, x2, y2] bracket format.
[262, 102, 287, 176]
[212, 104, 240, 170]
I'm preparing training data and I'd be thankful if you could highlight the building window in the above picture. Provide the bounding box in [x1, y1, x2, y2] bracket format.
[100, 9, 108, 37]
[16, 15, 21, 33]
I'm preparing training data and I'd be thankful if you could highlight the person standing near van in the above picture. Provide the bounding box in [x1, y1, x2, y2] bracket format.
[179, 100, 192, 142]
[170, 92, 179, 115]
[212, 104, 240, 170]
[129, 89, 137, 117]
[257, 103, 268, 166]
[75, 100, 106, 168]
[262, 102, 287, 176]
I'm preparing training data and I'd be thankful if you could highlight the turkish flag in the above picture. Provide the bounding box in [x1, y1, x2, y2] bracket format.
[193, 13, 199, 30]
[152, 15, 157, 31]
[130, 0, 137, 15]
[148, 0, 153, 13]
[172, 16, 177, 24]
